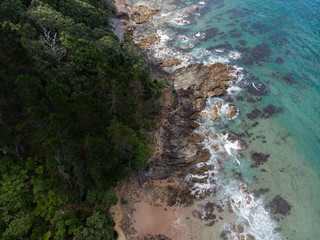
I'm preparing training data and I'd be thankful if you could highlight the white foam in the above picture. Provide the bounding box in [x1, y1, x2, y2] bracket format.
[228, 51, 241, 60]
[227, 85, 242, 95]
[215, 48, 225, 53]
[222, 181, 282, 240]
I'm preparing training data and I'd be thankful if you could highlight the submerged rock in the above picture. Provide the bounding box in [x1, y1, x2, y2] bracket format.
[246, 108, 263, 120]
[252, 22, 270, 34]
[269, 195, 291, 215]
[251, 43, 271, 61]
[247, 82, 268, 96]
[239, 39, 247, 46]
[250, 152, 270, 168]
[207, 43, 234, 52]
[276, 57, 285, 64]
[281, 73, 297, 85]
[263, 104, 284, 116]
[204, 27, 219, 39]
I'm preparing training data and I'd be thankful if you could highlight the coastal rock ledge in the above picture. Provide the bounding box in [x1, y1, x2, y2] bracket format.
[147, 62, 241, 180]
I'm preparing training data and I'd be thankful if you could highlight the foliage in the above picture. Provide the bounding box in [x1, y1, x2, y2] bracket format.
[0, 0, 161, 238]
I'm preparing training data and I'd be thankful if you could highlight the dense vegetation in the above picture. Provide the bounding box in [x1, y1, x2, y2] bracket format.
[0, 0, 161, 239]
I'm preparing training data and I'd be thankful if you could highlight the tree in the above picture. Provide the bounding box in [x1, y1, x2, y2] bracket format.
[73, 212, 114, 240]
[40, 27, 67, 65]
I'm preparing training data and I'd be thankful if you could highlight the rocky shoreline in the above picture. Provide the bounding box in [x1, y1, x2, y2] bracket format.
[111, 1, 291, 239]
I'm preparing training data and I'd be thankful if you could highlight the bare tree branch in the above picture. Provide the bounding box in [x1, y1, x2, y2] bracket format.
[40, 27, 66, 65]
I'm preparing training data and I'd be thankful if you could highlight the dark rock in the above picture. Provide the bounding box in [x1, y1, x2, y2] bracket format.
[241, 54, 254, 65]
[228, 29, 241, 38]
[276, 57, 285, 64]
[263, 104, 284, 116]
[166, 185, 173, 190]
[239, 40, 247, 46]
[234, 172, 242, 179]
[250, 152, 270, 168]
[281, 73, 297, 85]
[269, 195, 291, 215]
[235, 46, 251, 54]
[251, 43, 271, 61]
[246, 108, 263, 120]
[252, 22, 270, 34]
[251, 121, 259, 127]
[205, 27, 219, 39]
[240, 21, 249, 27]
[166, 188, 179, 206]
[116, 11, 130, 21]
[253, 188, 270, 197]
[246, 97, 256, 103]
[208, 43, 234, 52]
[144, 234, 172, 240]
[236, 96, 244, 101]
[248, 82, 268, 96]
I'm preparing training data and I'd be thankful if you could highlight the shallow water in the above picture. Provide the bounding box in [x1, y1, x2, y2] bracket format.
[130, 0, 320, 238]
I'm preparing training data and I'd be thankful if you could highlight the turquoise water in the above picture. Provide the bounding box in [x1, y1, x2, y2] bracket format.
[131, 0, 320, 238]
[171, 0, 320, 238]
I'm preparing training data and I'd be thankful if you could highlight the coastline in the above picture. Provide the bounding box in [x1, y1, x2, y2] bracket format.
[111, 1, 240, 239]
[110, 0, 290, 239]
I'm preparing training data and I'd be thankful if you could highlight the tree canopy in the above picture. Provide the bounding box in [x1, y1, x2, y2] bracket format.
[0, 0, 161, 239]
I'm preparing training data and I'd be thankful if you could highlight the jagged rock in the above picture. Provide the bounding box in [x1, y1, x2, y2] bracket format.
[212, 144, 219, 151]
[190, 164, 214, 175]
[139, 33, 160, 50]
[131, 5, 159, 24]
[147, 62, 239, 181]
[162, 58, 182, 67]
[211, 101, 222, 121]
[125, 26, 135, 38]
[225, 104, 239, 120]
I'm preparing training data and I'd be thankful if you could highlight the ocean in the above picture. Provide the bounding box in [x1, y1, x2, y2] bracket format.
[129, 0, 320, 239]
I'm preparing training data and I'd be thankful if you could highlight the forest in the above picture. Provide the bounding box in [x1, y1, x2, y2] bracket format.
[0, 0, 162, 239]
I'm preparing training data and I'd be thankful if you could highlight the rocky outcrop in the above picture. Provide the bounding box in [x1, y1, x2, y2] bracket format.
[211, 101, 222, 121]
[225, 104, 239, 120]
[125, 26, 135, 38]
[131, 5, 159, 24]
[139, 33, 160, 50]
[162, 58, 182, 68]
[173, 62, 239, 98]
[147, 62, 240, 180]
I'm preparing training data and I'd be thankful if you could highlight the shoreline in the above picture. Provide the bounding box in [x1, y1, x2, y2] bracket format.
[111, 0, 245, 239]
[110, 0, 288, 239]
